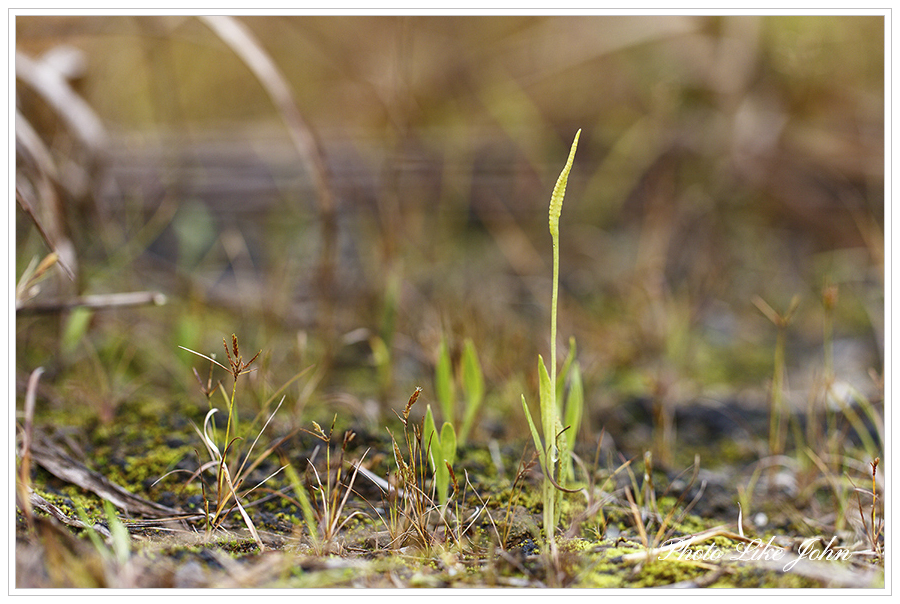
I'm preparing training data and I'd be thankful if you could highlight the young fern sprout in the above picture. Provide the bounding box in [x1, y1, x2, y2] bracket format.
[521, 129, 582, 544]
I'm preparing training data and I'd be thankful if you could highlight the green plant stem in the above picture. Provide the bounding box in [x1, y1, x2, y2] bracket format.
[550, 217, 560, 422]
[218, 379, 238, 500]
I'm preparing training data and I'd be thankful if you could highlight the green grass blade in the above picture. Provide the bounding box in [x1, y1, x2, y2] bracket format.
[284, 461, 320, 550]
[74, 503, 108, 559]
[103, 500, 131, 565]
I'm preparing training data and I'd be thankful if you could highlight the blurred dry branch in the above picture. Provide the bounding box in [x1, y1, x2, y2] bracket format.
[16, 50, 107, 157]
[15, 111, 78, 283]
[199, 16, 338, 314]
[16, 290, 168, 315]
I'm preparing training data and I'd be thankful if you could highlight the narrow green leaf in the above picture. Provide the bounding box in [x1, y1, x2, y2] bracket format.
[440, 421, 457, 468]
[61, 306, 93, 358]
[459, 338, 484, 445]
[564, 361, 584, 454]
[563, 361, 584, 483]
[435, 338, 455, 424]
[74, 503, 107, 558]
[284, 462, 318, 543]
[537, 355, 556, 462]
[104, 500, 131, 565]
[521, 395, 546, 472]
[835, 386, 880, 458]
[462, 339, 484, 410]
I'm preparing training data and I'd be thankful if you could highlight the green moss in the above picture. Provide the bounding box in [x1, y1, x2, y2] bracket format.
[633, 559, 705, 587]
[33, 485, 104, 522]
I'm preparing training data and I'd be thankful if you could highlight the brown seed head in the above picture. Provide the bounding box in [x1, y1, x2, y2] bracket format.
[403, 387, 423, 421]
[446, 461, 459, 496]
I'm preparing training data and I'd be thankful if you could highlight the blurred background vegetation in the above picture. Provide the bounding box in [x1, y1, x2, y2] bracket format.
[15, 15, 883, 458]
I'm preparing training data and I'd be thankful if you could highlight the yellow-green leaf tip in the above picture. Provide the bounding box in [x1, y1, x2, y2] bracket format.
[549, 129, 581, 236]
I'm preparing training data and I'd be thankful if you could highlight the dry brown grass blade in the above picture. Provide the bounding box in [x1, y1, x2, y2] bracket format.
[16, 51, 108, 156]
[15, 115, 77, 282]
[624, 486, 649, 549]
[220, 464, 265, 552]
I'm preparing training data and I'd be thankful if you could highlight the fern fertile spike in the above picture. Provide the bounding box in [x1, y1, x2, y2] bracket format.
[548, 129, 581, 237]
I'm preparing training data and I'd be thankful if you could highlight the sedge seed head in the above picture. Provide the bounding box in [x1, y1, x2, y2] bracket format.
[446, 461, 459, 495]
[403, 386, 423, 421]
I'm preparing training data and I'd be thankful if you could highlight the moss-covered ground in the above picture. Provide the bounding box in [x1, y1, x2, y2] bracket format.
[15, 366, 885, 588]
